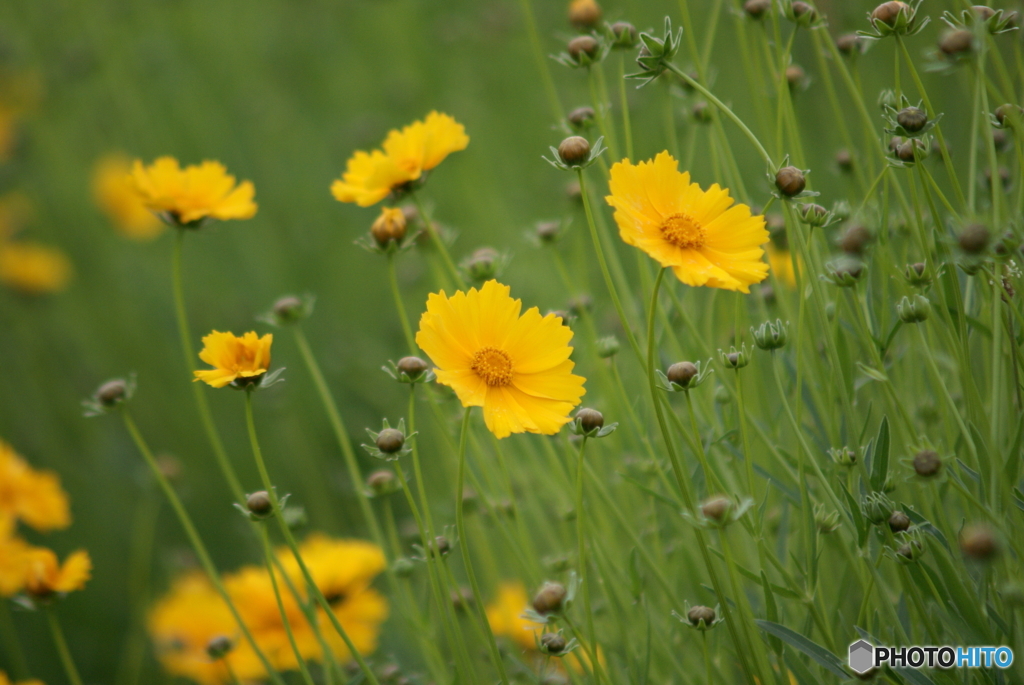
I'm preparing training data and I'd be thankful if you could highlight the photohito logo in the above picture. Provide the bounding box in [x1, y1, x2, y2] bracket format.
[849, 640, 1014, 674]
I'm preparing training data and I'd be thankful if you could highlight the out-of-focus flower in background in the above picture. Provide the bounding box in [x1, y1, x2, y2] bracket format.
[91, 154, 164, 240]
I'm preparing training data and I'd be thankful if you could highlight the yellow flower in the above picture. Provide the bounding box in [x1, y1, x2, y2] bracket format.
[193, 331, 273, 389]
[92, 154, 163, 240]
[415, 280, 586, 439]
[0, 242, 72, 295]
[606, 151, 769, 292]
[23, 547, 91, 597]
[0, 440, 71, 532]
[149, 572, 266, 685]
[224, 566, 313, 671]
[130, 157, 257, 226]
[0, 670, 45, 685]
[0, 517, 31, 597]
[331, 111, 468, 207]
[767, 244, 797, 289]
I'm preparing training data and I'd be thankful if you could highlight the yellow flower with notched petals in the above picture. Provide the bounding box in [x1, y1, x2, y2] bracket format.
[130, 157, 257, 226]
[416, 280, 586, 439]
[193, 331, 273, 389]
[331, 111, 468, 207]
[92, 154, 163, 240]
[0, 242, 72, 295]
[0, 440, 70, 532]
[23, 547, 91, 597]
[606, 151, 769, 292]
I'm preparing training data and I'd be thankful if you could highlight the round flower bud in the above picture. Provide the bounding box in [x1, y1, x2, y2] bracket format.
[960, 524, 998, 561]
[896, 139, 926, 163]
[791, 2, 817, 23]
[839, 224, 873, 255]
[206, 635, 234, 660]
[871, 1, 909, 28]
[835, 149, 854, 172]
[568, 106, 595, 131]
[744, 0, 771, 19]
[700, 495, 732, 522]
[666, 361, 699, 387]
[532, 582, 568, 615]
[450, 586, 474, 612]
[797, 203, 829, 227]
[992, 128, 1008, 152]
[273, 296, 305, 322]
[392, 557, 415, 577]
[596, 335, 620, 359]
[897, 540, 924, 562]
[836, 33, 862, 56]
[972, 5, 996, 21]
[785, 64, 805, 89]
[465, 247, 501, 282]
[691, 101, 713, 124]
[371, 207, 408, 248]
[247, 491, 273, 517]
[432, 535, 451, 557]
[775, 166, 806, 197]
[995, 104, 1023, 127]
[96, 379, 128, 407]
[366, 469, 398, 496]
[540, 632, 568, 655]
[558, 136, 592, 166]
[397, 356, 429, 380]
[568, 0, 602, 30]
[536, 221, 561, 243]
[939, 29, 974, 56]
[567, 36, 600, 64]
[566, 180, 582, 202]
[376, 428, 406, 454]
[687, 605, 716, 627]
[958, 224, 990, 254]
[896, 106, 928, 133]
[610, 21, 639, 48]
[576, 407, 604, 432]
[888, 510, 911, 533]
[912, 449, 942, 477]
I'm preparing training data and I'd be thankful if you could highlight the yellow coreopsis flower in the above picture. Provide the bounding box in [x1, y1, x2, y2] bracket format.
[0, 242, 72, 295]
[193, 331, 273, 389]
[92, 154, 164, 239]
[416, 280, 586, 438]
[606, 151, 769, 292]
[0, 440, 70, 532]
[130, 157, 257, 226]
[22, 547, 91, 597]
[767, 244, 797, 289]
[331, 111, 468, 207]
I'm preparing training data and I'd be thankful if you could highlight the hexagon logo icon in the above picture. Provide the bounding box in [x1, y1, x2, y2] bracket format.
[849, 640, 874, 674]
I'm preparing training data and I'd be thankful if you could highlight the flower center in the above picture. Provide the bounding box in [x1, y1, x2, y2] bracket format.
[471, 347, 514, 387]
[660, 213, 705, 249]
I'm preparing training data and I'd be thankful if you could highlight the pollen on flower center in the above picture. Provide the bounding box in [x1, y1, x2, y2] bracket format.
[660, 213, 705, 249]
[471, 347, 514, 387]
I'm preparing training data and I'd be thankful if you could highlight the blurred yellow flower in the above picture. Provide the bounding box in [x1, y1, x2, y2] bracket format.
[92, 154, 164, 240]
[767, 244, 797, 289]
[0, 242, 72, 295]
[23, 547, 91, 597]
[0, 670, 45, 685]
[0, 440, 71, 532]
[331, 111, 468, 207]
[193, 331, 273, 388]
[416, 280, 586, 439]
[130, 157, 257, 226]
[0, 517, 31, 597]
[606, 151, 769, 292]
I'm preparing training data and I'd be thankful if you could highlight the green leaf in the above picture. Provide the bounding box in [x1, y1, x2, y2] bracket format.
[708, 547, 801, 598]
[754, 620, 850, 679]
[839, 478, 868, 547]
[760, 571, 782, 655]
[1004, 418, 1024, 485]
[870, 416, 890, 492]
[857, 362, 890, 383]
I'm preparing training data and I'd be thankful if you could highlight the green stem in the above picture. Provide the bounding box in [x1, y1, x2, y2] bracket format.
[575, 436, 602, 685]
[411, 193, 465, 290]
[516, 0, 564, 124]
[617, 53, 634, 160]
[47, 609, 84, 685]
[387, 253, 417, 354]
[0, 602, 29, 681]
[257, 525, 317, 685]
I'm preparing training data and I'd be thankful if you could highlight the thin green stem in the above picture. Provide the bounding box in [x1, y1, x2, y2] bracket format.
[257, 525, 317, 685]
[0, 602, 30, 680]
[575, 436, 602, 685]
[47, 609, 84, 685]
[617, 53, 634, 160]
[387, 253, 417, 355]
[516, 0, 564, 124]
[411, 193, 465, 290]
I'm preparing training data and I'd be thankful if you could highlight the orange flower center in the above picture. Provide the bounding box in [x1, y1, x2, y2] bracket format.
[471, 347, 514, 387]
[660, 213, 705, 250]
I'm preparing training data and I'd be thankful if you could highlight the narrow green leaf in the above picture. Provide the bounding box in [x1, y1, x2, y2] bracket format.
[760, 571, 782, 655]
[708, 547, 801, 598]
[870, 416, 890, 492]
[1004, 418, 1024, 484]
[754, 620, 850, 680]
[857, 362, 890, 383]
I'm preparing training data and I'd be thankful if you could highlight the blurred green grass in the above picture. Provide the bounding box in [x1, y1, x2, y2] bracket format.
[0, 0, 983, 680]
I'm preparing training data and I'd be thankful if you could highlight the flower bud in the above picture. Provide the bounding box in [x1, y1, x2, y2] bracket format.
[895, 139, 926, 163]
[535, 220, 562, 244]
[371, 207, 407, 248]
[912, 449, 941, 477]
[450, 586, 474, 612]
[540, 632, 568, 655]
[567, 36, 600, 64]
[206, 636, 234, 660]
[958, 223, 990, 254]
[836, 33, 863, 56]
[464, 247, 501, 282]
[897, 294, 930, 323]
[96, 379, 128, 407]
[568, 106, 595, 130]
[888, 510, 911, 533]
[830, 446, 858, 466]
[596, 335, 620, 358]
[839, 224, 873, 255]
[775, 166, 806, 197]
[790, 1, 817, 24]
[904, 262, 931, 287]
[939, 29, 974, 56]
[568, 0, 602, 30]
[835, 149, 854, 172]
[247, 491, 274, 517]
[576, 408, 605, 432]
[897, 539, 925, 562]
[397, 356, 429, 380]
[871, 1, 909, 28]
[896, 106, 928, 133]
[691, 101, 713, 124]
[700, 495, 732, 522]
[815, 504, 842, 534]
[796, 203, 829, 227]
[752, 319, 788, 350]
[610, 21, 639, 48]
[558, 136, 592, 166]
[995, 104, 1023, 128]
[367, 469, 399, 497]
[376, 428, 406, 454]
[744, 0, 771, 19]
[861, 492, 895, 525]
[960, 524, 998, 560]
[785, 64, 806, 89]
[273, 296, 305, 323]
[432, 535, 451, 557]
[392, 557, 415, 577]
[666, 361, 698, 387]
[687, 605, 716, 627]
[532, 581, 568, 615]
